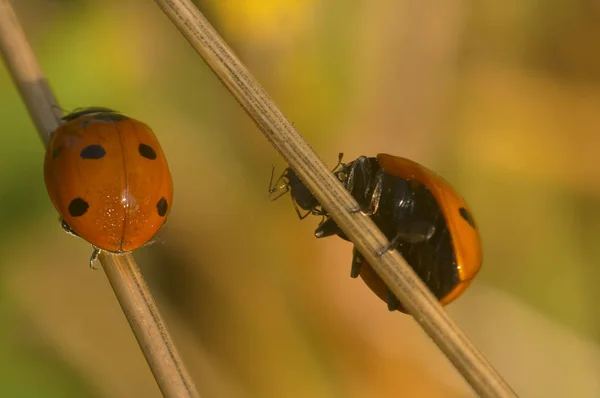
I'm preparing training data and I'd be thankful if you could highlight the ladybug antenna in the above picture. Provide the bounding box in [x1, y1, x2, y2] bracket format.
[332, 152, 344, 171]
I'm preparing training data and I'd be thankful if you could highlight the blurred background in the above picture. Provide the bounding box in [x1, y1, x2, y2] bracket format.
[1, 0, 599, 397]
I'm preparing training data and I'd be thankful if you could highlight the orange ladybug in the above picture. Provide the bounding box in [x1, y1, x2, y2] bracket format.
[44, 107, 173, 267]
[270, 153, 481, 313]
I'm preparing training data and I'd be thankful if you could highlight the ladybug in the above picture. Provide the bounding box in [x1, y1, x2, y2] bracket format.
[270, 153, 481, 313]
[44, 107, 173, 267]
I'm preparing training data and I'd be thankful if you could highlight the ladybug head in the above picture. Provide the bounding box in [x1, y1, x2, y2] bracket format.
[62, 107, 118, 122]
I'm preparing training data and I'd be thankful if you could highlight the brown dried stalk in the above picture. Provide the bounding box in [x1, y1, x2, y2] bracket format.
[152, 1, 518, 397]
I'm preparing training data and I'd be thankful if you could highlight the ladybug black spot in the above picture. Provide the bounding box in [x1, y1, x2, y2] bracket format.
[80, 145, 106, 159]
[459, 207, 475, 228]
[52, 146, 62, 159]
[68, 198, 89, 217]
[139, 144, 157, 160]
[157, 197, 168, 217]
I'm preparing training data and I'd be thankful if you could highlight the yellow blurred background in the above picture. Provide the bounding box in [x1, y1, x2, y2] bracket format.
[1, 0, 599, 397]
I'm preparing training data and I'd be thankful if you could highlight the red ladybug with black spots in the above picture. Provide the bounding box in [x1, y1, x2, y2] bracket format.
[44, 107, 173, 266]
[270, 153, 481, 313]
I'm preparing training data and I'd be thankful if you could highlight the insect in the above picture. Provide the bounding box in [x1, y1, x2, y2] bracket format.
[268, 153, 343, 220]
[44, 107, 173, 267]
[269, 153, 482, 313]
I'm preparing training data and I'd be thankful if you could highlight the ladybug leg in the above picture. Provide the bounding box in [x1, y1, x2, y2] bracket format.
[359, 171, 383, 216]
[378, 221, 436, 256]
[145, 236, 163, 247]
[377, 234, 401, 256]
[352, 247, 401, 311]
[385, 287, 400, 311]
[344, 156, 372, 213]
[89, 247, 100, 270]
[350, 248, 363, 278]
[60, 219, 79, 237]
[344, 156, 370, 191]
[395, 222, 436, 243]
[346, 160, 382, 216]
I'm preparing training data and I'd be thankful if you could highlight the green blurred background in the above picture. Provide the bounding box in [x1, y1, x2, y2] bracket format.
[1, 0, 600, 397]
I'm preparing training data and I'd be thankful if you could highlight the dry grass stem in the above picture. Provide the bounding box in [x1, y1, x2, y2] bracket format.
[0, 1, 200, 397]
[153, 1, 518, 397]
